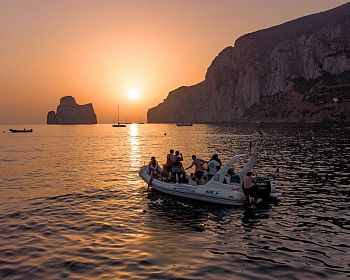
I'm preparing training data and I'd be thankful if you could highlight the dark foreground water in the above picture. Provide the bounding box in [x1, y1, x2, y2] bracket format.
[0, 124, 349, 280]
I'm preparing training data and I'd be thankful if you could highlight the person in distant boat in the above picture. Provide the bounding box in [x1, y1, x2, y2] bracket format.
[148, 157, 162, 188]
[207, 154, 222, 179]
[186, 155, 205, 185]
[242, 171, 257, 206]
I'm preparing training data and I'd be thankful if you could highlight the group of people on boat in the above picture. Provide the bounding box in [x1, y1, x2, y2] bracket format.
[147, 150, 263, 206]
[148, 150, 221, 187]
[147, 150, 234, 187]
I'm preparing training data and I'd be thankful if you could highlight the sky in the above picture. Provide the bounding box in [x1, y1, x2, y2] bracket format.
[0, 0, 348, 124]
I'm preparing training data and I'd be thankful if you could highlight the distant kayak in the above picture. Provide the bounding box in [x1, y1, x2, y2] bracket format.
[176, 122, 193, 126]
[9, 129, 33, 133]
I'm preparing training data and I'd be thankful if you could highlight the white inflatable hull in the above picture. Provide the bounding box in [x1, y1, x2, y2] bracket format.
[139, 165, 281, 206]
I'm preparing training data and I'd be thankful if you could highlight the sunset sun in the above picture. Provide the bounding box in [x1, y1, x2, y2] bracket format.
[127, 88, 140, 100]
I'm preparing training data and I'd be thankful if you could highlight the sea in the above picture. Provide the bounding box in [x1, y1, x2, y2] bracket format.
[0, 124, 349, 280]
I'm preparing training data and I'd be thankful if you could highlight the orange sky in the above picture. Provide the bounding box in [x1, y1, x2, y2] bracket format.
[0, 0, 348, 124]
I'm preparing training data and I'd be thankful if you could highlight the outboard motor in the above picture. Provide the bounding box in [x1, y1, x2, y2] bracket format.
[254, 177, 271, 202]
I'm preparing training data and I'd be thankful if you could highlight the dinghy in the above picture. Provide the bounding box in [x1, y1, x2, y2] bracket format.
[176, 122, 193, 126]
[9, 128, 33, 133]
[139, 154, 281, 206]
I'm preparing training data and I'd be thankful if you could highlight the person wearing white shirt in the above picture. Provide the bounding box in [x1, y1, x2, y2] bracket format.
[208, 159, 220, 174]
[207, 154, 221, 179]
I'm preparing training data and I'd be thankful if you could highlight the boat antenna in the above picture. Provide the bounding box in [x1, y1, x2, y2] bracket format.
[250, 130, 265, 154]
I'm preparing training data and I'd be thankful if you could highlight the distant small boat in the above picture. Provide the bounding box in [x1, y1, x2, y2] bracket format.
[112, 105, 126, 127]
[9, 129, 33, 133]
[138, 115, 144, 124]
[112, 124, 126, 127]
[176, 122, 193, 126]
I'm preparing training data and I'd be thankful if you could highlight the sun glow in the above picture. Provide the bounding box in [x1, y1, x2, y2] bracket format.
[127, 88, 140, 100]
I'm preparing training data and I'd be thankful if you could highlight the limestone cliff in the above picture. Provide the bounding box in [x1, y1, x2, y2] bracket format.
[47, 96, 97, 124]
[148, 2, 350, 124]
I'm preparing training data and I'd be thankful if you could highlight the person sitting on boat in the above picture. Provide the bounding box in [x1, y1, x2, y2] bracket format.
[227, 168, 240, 184]
[148, 156, 156, 169]
[242, 171, 257, 206]
[148, 157, 162, 188]
[207, 154, 222, 179]
[200, 172, 209, 185]
[171, 156, 185, 183]
[185, 155, 205, 185]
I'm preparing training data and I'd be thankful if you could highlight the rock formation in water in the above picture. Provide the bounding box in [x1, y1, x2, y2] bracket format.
[148, 3, 350, 124]
[47, 111, 57, 124]
[47, 96, 97, 124]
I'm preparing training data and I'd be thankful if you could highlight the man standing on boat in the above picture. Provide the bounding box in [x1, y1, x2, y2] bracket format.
[170, 151, 184, 183]
[165, 149, 174, 181]
[171, 150, 183, 163]
[242, 172, 257, 206]
[185, 155, 205, 185]
[208, 154, 222, 179]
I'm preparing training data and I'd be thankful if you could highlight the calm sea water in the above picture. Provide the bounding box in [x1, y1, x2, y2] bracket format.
[0, 124, 349, 280]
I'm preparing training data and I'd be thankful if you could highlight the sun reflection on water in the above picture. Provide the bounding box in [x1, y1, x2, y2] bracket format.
[129, 124, 140, 169]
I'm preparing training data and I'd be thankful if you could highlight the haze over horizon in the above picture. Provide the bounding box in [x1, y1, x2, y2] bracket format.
[0, 0, 348, 125]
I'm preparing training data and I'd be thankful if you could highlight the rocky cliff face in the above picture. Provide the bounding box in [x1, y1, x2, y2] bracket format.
[148, 3, 350, 124]
[47, 96, 97, 124]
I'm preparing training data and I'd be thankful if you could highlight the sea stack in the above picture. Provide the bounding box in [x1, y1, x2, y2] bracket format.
[47, 96, 97, 124]
[148, 3, 350, 124]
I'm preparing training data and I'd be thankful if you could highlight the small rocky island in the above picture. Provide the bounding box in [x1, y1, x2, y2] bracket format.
[47, 96, 97, 124]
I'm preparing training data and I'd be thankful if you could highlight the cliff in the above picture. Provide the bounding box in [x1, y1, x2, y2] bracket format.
[47, 96, 97, 124]
[148, 2, 350, 124]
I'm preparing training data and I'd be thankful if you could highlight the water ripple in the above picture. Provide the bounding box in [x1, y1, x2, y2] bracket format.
[0, 124, 349, 279]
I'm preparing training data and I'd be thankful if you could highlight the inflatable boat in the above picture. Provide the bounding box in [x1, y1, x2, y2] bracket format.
[139, 154, 281, 206]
